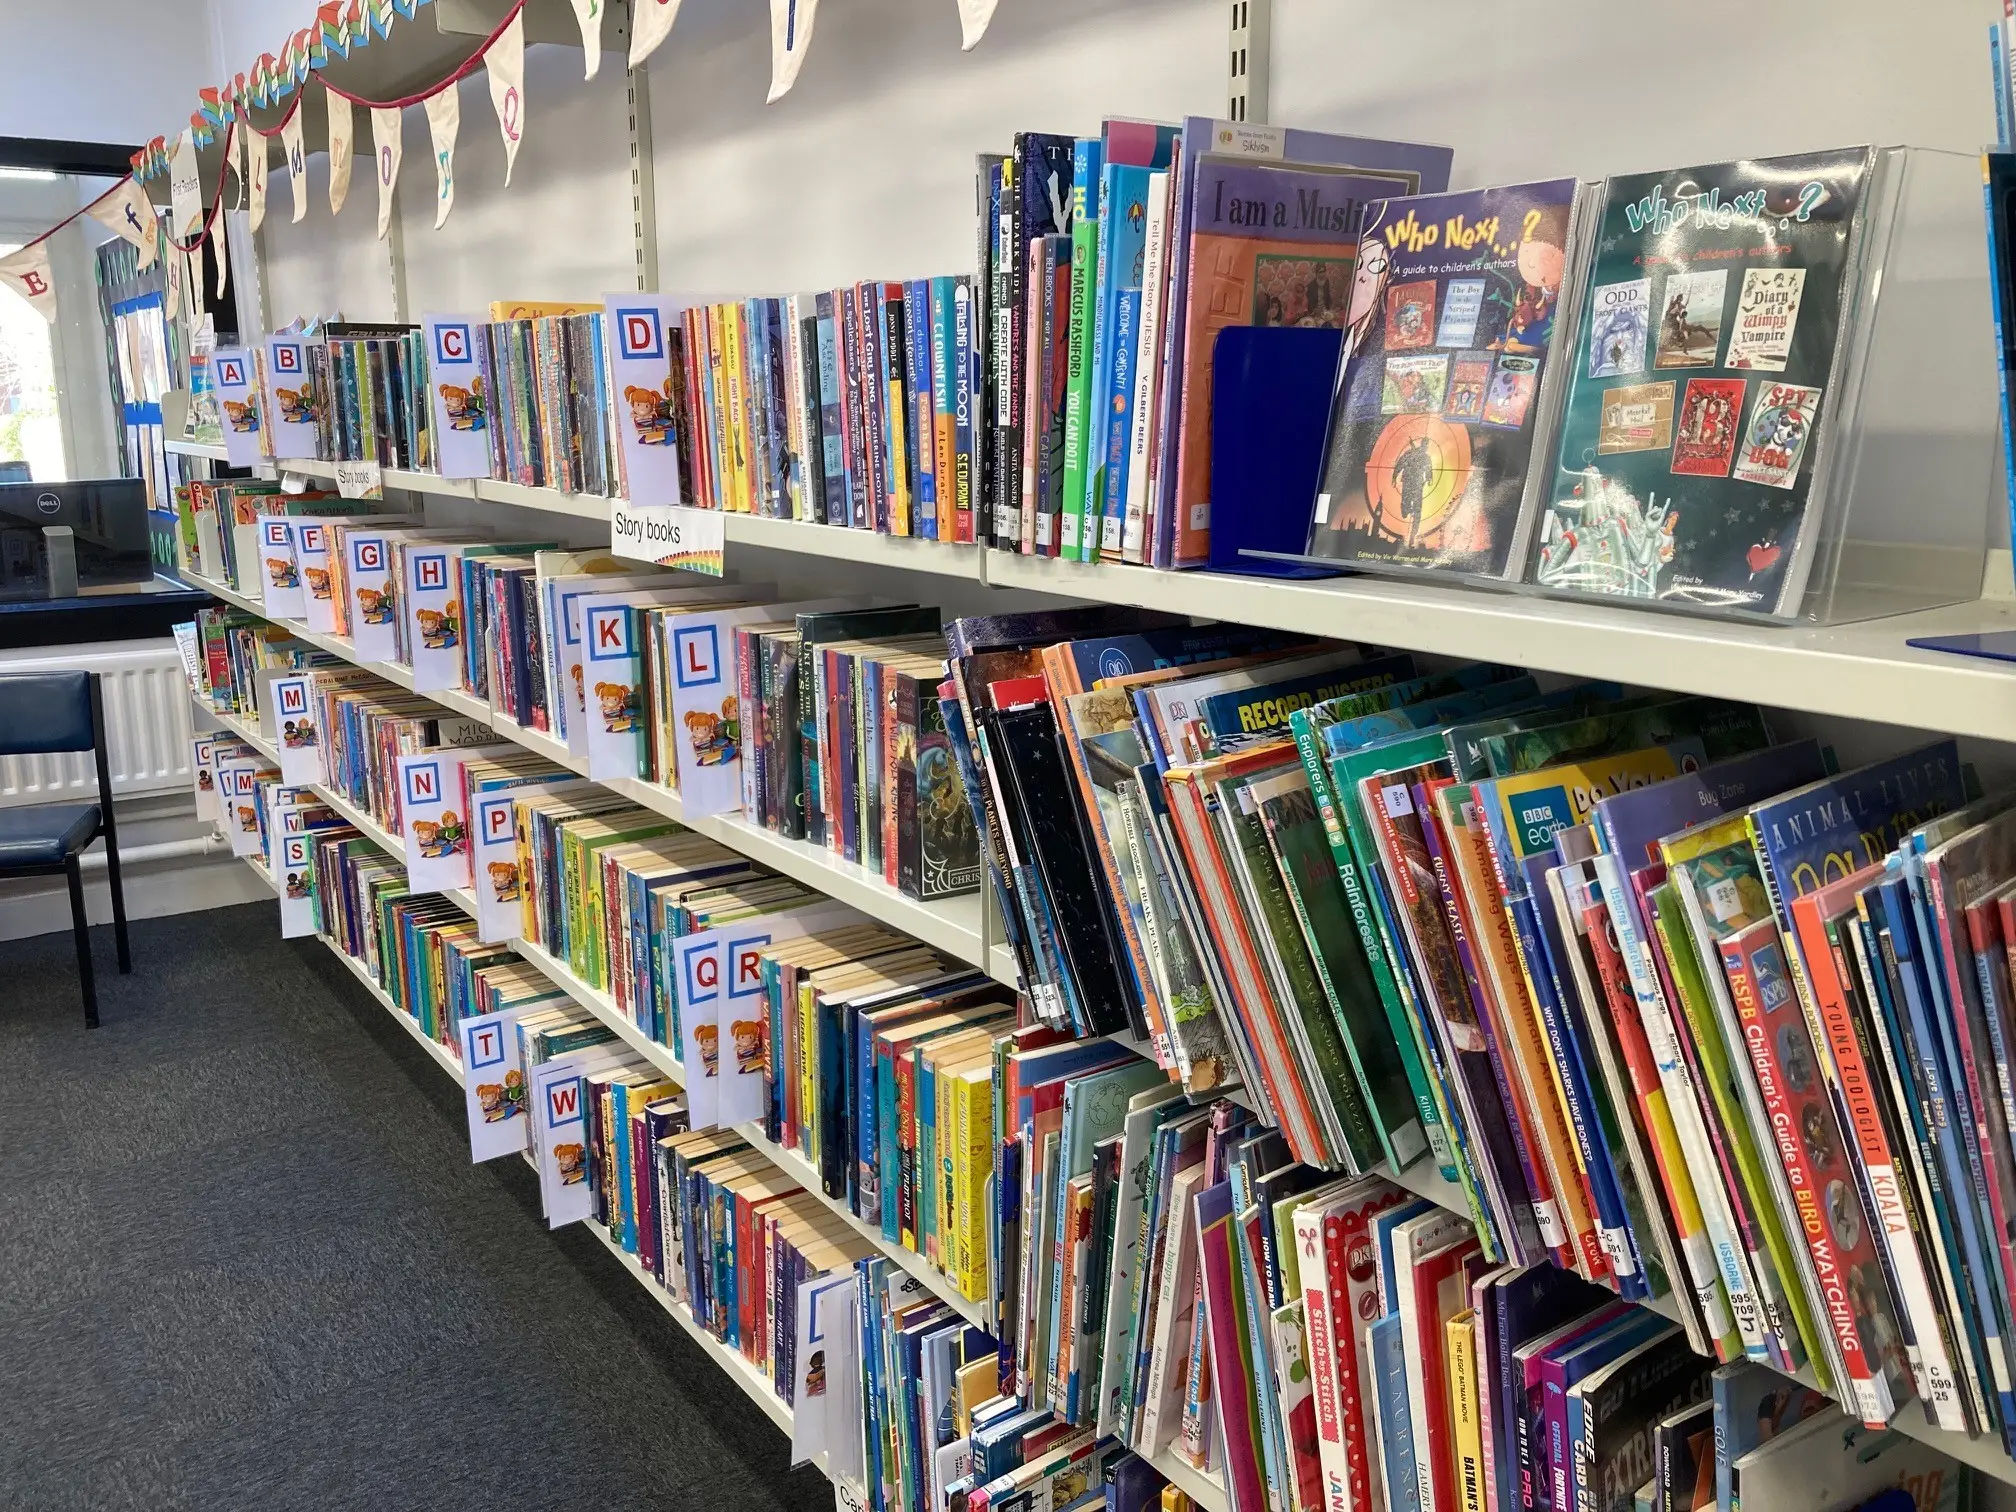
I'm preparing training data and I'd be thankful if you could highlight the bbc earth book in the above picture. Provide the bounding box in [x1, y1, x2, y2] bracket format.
[1307, 178, 1588, 579]
[1528, 146, 1876, 616]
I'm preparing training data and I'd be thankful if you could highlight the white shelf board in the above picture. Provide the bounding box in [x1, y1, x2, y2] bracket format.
[166, 438, 230, 462]
[510, 932, 684, 1080]
[986, 551, 2016, 746]
[728, 1121, 992, 1332]
[1148, 1448, 1228, 1512]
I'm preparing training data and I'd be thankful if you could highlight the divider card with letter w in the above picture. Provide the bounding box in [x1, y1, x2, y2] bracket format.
[423, 313, 493, 478]
[792, 1273, 859, 1467]
[263, 334, 321, 460]
[212, 347, 263, 467]
[674, 899, 862, 1128]
[531, 1046, 629, 1226]
[459, 1002, 538, 1161]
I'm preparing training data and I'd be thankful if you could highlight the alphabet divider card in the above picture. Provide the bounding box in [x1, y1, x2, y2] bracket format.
[575, 584, 759, 778]
[263, 669, 325, 787]
[459, 1002, 538, 1161]
[396, 744, 514, 892]
[602, 292, 689, 506]
[263, 333, 322, 461]
[423, 313, 494, 478]
[212, 346, 264, 467]
[531, 1046, 628, 1227]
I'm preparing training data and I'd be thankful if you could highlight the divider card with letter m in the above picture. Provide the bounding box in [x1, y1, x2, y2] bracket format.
[423, 314, 492, 478]
[404, 547, 461, 690]
[263, 334, 321, 460]
[213, 347, 263, 466]
[459, 1002, 538, 1161]
[258, 517, 304, 617]
[266, 672, 324, 786]
[604, 292, 687, 506]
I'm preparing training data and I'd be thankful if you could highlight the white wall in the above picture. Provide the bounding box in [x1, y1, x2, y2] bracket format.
[0, 0, 217, 144]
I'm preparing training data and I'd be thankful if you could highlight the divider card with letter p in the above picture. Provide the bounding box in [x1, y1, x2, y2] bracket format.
[263, 334, 321, 459]
[470, 780, 598, 942]
[530, 1047, 628, 1226]
[404, 546, 462, 690]
[424, 313, 492, 478]
[603, 292, 687, 506]
[212, 346, 263, 466]
[276, 826, 319, 937]
[459, 1002, 539, 1160]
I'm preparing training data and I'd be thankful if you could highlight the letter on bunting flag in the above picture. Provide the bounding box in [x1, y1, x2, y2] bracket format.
[487, 10, 525, 186]
[767, 0, 820, 102]
[281, 107, 308, 224]
[84, 180, 159, 271]
[0, 243, 57, 321]
[569, 0, 602, 79]
[328, 88, 355, 215]
[372, 106, 402, 240]
[424, 85, 458, 228]
[248, 127, 270, 232]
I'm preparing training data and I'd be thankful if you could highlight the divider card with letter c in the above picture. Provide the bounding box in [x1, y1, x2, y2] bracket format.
[423, 314, 493, 478]
[459, 1002, 538, 1160]
[212, 346, 263, 467]
[258, 517, 304, 616]
[603, 292, 688, 506]
[263, 333, 321, 460]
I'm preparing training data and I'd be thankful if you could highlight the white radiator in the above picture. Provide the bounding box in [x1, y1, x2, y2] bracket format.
[0, 639, 194, 806]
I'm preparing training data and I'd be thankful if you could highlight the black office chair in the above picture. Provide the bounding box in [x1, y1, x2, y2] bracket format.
[0, 671, 130, 1026]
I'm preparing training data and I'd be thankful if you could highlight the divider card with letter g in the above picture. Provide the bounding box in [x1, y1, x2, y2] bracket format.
[263, 334, 321, 460]
[603, 292, 688, 506]
[424, 313, 493, 478]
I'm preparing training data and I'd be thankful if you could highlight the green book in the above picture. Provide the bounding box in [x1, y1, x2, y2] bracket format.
[1475, 695, 1770, 780]
[1060, 138, 1103, 562]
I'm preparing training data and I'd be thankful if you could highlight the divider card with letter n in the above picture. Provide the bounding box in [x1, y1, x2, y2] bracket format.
[604, 293, 686, 506]
[424, 314, 492, 478]
[212, 347, 263, 466]
[404, 547, 461, 690]
[263, 334, 321, 460]
[398, 746, 510, 891]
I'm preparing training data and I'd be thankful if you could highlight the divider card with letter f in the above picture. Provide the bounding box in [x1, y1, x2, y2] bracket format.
[668, 599, 862, 816]
[263, 334, 321, 459]
[423, 314, 493, 478]
[459, 1001, 539, 1161]
[576, 584, 762, 778]
[212, 347, 263, 467]
[604, 293, 689, 506]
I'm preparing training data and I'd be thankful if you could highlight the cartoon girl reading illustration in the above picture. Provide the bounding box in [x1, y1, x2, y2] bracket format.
[488, 861, 521, 903]
[693, 1023, 720, 1079]
[441, 376, 486, 431]
[625, 381, 676, 446]
[266, 556, 298, 589]
[730, 1019, 766, 1074]
[596, 681, 641, 734]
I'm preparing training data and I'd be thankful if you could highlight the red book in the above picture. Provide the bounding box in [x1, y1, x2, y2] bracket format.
[1395, 1224, 1481, 1512]
[1297, 1178, 1408, 1512]
[1197, 1179, 1267, 1512]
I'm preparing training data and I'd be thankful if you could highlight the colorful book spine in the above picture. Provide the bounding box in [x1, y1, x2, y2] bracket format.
[929, 276, 959, 544]
[1060, 137, 1103, 563]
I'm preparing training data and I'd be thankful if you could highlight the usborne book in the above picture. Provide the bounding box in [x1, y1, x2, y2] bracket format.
[1528, 147, 1876, 615]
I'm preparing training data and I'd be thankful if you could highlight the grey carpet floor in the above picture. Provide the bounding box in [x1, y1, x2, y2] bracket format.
[0, 902, 832, 1512]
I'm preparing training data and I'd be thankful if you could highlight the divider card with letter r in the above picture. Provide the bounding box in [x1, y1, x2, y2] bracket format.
[530, 1046, 629, 1226]
[404, 546, 462, 690]
[604, 293, 688, 506]
[212, 346, 263, 466]
[276, 826, 319, 937]
[459, 1001, 540, 1160]
[792, 1272, 859, 1466]
[423, 314, 492, 478]
[263, 334, 321, 459]
[257, 517, 304, 616]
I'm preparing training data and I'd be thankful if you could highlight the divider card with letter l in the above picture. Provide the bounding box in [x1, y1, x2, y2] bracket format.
[459, 1002, 539, 1160]
[530, 1046, 630, 1226]
[604, 293, 688, 506]
[404, 546, 463, 690]
[264, 334, 322, 460]
[424, 314, 493, 478]
[212, 347, 263, 466]
[276, 827, 319, 937]
[265, 671, 324, 785]
[576, 585, 760, 777]
[258, 517, 305, 617]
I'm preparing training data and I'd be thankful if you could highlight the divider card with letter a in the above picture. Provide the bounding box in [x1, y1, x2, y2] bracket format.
[213, 347, 263, 467]
[424, 314, 492, 478]
[404, 546, 462, 690]
[263, 334, 321, 459]
[604, 292, 687, 506]
[258, 517, 303, 616]
[459, 1002, 537, 1160]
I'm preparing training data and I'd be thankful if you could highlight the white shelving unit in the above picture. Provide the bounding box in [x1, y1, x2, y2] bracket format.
[165, 438, 232, 462]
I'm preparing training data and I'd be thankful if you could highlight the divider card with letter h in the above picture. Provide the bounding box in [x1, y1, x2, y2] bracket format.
[212, 347, 263, 467]
[263, 334, 321, 460]
[404, 547, 461, 689]
[258, 517, 304, 616]
[424, 314, 492, 478]
[459, 1002, 538, 1161]
[603, 293, 687, 506]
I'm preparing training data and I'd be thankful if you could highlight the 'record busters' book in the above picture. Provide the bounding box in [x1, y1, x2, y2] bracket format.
[1529, 147, 1876, 615]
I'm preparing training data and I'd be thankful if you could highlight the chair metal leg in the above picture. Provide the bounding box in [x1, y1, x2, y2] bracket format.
[65, 856, 98, 1028]
[104, 835, 130, 974]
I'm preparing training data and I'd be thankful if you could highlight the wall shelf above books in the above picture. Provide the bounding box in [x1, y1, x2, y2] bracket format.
[166, 438, 232, 462]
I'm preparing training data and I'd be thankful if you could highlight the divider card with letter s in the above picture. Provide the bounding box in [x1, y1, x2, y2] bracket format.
[263, 334, 321, 459]
[603, 292, 687, 506]
[276, 827, 319, 937]
[212, 347, 263, 467]
[258, 517, 304, 616]
[530, 1047, 627, 1226]
[404, 546, 462, 690]
[459, 1002, 538, 1160]
[424, 313, 492, 478]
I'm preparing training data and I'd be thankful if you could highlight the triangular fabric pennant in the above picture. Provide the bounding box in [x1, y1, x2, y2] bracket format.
[327, 87, 355, 215]
[486, 10, 525, 187]
[213, 204, 229, 299]
[281, 107, 308, 224]
[185, 245, 205, 318]
[568, 0, 602, 79]
[164, 244, 182, 319]
[423, 84, 458, 229]
[248, 128, 270, 232]
[956, 0, 997, 49]
[0, 242, 57, 320]
[766, 0, 819, 102]
[227, 118, 245, 208]
[371, 106, 403, 240]
[84, 179, 158, 265]
[628, 0, 684, 69]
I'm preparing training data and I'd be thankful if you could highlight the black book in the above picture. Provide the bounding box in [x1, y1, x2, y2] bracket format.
[1570, 1328, 1712, 1512]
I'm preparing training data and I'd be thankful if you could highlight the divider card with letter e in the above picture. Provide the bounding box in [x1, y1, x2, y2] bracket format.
[276, 827, 319, 936]
[212, 347, 263, 466]
[459, 1002, 539, 1160]
[403, 545, 462, 690]
[668, 599, 862, 816]
[530, 1046, 629, 1226]
[603, 293, 688, 506]
[257, 517, 304, 616]
[263, 334, 321, 460]
[792, 1272, 859, 1466]
[423, 314, 493, 478]
[576, 585, 763, 778]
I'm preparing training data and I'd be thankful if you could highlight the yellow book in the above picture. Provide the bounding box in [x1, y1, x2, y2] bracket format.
[1448, 1308, 1483, 1512]
[882, 295, 911, 536]
[487, 299, 605, 320]
[720, 303, 751, 513]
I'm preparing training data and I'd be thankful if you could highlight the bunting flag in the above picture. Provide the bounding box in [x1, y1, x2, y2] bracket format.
[169, 130, 202, 237]
[84, 179, 159, 270]
[213, 201, 229, 299]
[486, 10, 525, 187]
[569, 0, 602, 79]
[371, 106, 403, 240]
[281, 106, 308, 224]
[164, 243, 182, 319]
[0, 242, 57, 321]
[955, 0, 998, 50]
[766, 0, 820, 103]
[628, 0, 685, 69]
[248, 128, 270, 232]
[186, 245, 206, 318]
[423, 84, 458, 229]
[327, 87, 355, 215]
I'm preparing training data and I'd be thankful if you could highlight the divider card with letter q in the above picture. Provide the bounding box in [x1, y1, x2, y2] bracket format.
[459, 1002, 538, 1160]
[403, 545, 462, 690]
[530, 1047, 628, 1226]
[1307, 178, 1586, 582]
[276, 827, 319, 936]
[1526, 147, 1876, 617]
[212, 346, 263, 466]
[603, 293, 688, 506]
[422, 314, 492, 477]
[263, 333, 321, 459]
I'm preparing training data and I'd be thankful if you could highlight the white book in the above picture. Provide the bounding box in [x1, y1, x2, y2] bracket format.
[1388, 1209, 1471, 1512]
[1123, 169, 1172, 564]
[1140, 1164, 1206, 1455]
[1095, 1083, 1189, 1439]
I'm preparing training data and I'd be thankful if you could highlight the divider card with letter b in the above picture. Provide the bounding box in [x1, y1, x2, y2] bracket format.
[263, 334, 321, 459]
[459, 1002, 537, 1160]
[404, 546, 461, 690]
[424, 314, 492, 478]
[603, 292, 687, 506]
[212, 346, 263, 466]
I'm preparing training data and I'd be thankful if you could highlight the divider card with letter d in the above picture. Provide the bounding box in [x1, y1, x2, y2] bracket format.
[257, 517, 304, 616]
[459, 1002, 539, 1160]
[566, 581, 754, 759]
[276, 827, 318, 936]
[423, 314, 492, 478]
[604, 293, 687, 506]
[263, 334, 321, 460]
[404, 546, 462, 690]
[212, 346, 263, 467]
[530, 1046, 628, 1226]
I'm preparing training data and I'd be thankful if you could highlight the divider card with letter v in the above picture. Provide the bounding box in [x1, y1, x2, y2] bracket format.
[263, 334, 322, 460]
[604, 293, 688, 506]
[459, 1002, 538, 1160]
[212, 347, 263, 466]
[424, 314, 493, 478]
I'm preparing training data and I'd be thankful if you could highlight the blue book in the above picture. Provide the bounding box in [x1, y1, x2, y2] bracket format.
[907, 277, 938, 537]
[1985, 154, 2016, 559]
[929, 275, 957, 541]
[1997, 27, 2014, 151]
[1370, 1314, 1420, 1511]
[1709, 1361, 1829, 1512]
[1087, 166, 1149, 553]
[1096, 281, 1142, 561]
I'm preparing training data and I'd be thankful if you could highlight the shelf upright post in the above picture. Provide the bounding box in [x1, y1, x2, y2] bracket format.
[385, 180, 411, 323]
[625, 14, 660, 293]
[1227, 0, 1271, 124]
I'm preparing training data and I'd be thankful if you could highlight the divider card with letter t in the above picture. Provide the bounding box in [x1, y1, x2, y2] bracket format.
[263, 333, 321, 459]
[212, 346, 263, 466]
[423, 314, 492, 478]
[459, 1001, 538, 1160]
[604, 292, 687, 506]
